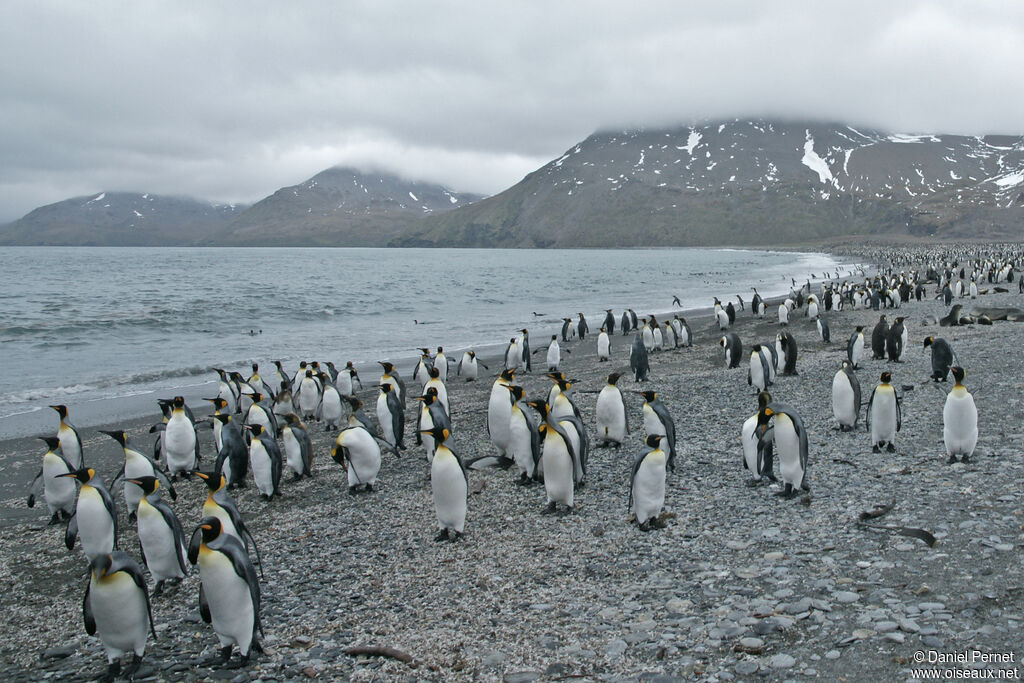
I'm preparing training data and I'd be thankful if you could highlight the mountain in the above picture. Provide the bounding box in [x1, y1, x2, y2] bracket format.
[217, 167, 485, 246]
[397, 120, 1024, 247]
[0, 192, 245, 246]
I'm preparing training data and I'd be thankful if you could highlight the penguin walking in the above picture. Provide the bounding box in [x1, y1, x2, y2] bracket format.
[777, 303, 789, 326]
[748, 345, 772, 393]
[741, 391, 775, 484]
[636, 390, 677, 471]
[715, 300, 730, 330]
[103, 429, 176, 521]
[193, 472, 262, 572]
[943, 367, 978, 463]
[331, 425, 382, 494]
[245, 424, 282, 500]
[597, 327, 611, 361]
[867, 372, 902, 452]
[434, 347, 450, 382]
[676, 316, 692, 347]
[725, 301, 736, 325]
[870, 315, 889, 359]
[51, 404, 84, 470]
[576, 313, 588, 340]
[757, 403, 810, 498]
[847, 326, 865, 369]
[831, 360, 862, 431]
[317, 373, 344, 431]
[280, 414, 314, 479]
[817, 317, 831, 343]
[620, 310, 632, 336]
[528, 401, 577, 515]
[62, 467, 118, 560]
[213, 368, 240, 414]
[630, 435, 668, 531]
[518, 328, 532, 372]
[504, 385, 542, 484]
[294, 369, 323, 422]
[595, 372, 629, 448]
[211, 414, 248, 489]
[162, 396, 199, 478]
[82, 552, 156, 681]
[720, 333, 743, 369]
[504, 337, 521, 370]
[416, 388, 452, 460]
[188, 517, 262, 667]
[413, 349, 434, 388]
[806, 295, 819, 320]
[127, 476, 188, 595]
[560, 318, 574, 343]
[630, 333, 650, 381]
[543, 335, 562, 372]
[602, 309, 616, 335]
[244, 391, 279, 438]
[27, 436, 76, 525]
[886, 316, 908, 362]
[376, 383, 406, 451]
[924, 336, 957, 382]
[423, 426, 468, 541]
[336, 361, 361, 397]
[777, 331, 798, 375]
[457, 350, 485, 381]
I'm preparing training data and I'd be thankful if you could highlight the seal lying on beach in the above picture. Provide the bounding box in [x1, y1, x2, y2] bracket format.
[968, 306, 1024, 322]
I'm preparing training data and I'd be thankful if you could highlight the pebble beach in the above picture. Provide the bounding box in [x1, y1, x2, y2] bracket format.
[1, 249, 1022, 682]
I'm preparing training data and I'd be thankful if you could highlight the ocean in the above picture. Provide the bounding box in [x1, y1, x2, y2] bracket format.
[0, 247, 858, 438]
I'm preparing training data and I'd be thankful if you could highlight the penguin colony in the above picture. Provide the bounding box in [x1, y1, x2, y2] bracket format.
[24, 245, 1019, 677]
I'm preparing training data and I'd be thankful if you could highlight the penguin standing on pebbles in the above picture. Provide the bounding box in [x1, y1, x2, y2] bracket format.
[595, 372, 629, 448]
[211, 414, 248, 489]
[867, 372, 901, 453]
[847, 326, 865, 369]
[597, 327, 611, 361]
[280, 414, 313, 479]
[504, 384, 541, 484]
[943, 367, 978, 463]
[636, 390, 677, 471]
[376, 384, 406, 452]
[457, 350, 486, 381]
[886, 316, 908, 362]
[82, 551, 156, 681]
[630, 333, 650, 381]
[126, 476, 188, 595]
[720, 333, 743, 369]
[529, 400, 577, 516]
[831, 361, 862, 432]
[777, 331, 798, 376]
[757, 403, 810, 498]
[741, 391, 775, 484]
[244, 424, 282, 500]
[62, 467, 118, 560]
[423, 426, 467, 541]
[51, 404, 84, 470]
[630, 435, 668, 531]
[871, 315, 889, 360]
[331, 425, 382, 494]
[817, 317, 831, 343]
[27, 436, 76, 525]
[924, 337, 957, 382]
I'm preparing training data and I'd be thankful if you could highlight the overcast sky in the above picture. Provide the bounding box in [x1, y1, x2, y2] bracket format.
[1, 1, 1022, 222]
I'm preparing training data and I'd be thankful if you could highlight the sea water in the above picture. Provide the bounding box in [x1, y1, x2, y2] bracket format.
[0, 247, 857, 438]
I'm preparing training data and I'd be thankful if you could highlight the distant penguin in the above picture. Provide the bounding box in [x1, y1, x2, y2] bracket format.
[715, 302, 730, 330]
[725, 301, 736, 325]
[923, 336, 956, 382]
[271, 361, 289, 395]
[245, 424, 282, 500]
[544, 335, 562, 372]
[748, 345, 771, 393]
[518, 329, 533, 372]
[676, 316, 692, 347]
[423, 426, 468, 541]
[620, 310, 632, 335]
[871, 315, 889, 359]
[831, 360, 862, 431]
[720, 333, 743, 369]
[127, 476, 188, 595]
[806, 295, 819, 320]
[487, 369, 515, 459]
[847, 326, 865, 369]
[662, 320, 677, 349]
[757, 403, 810, 498]
[630, 333, 650, 381]
[630, 435, 668, 531]
[636, 390, 676, 471]
[777, 303, 789, 326]
[777, 331, 798, 375]
[603, 309, 616, 335]
[595, 372, 629, 448]
[413, 349, 433, 387]
[294, 370, 322, 421]
[280, 414, 313, 479]
[741, 391, 774, 484]
[211, 414, 248, 489]
[82, 552, 156, 681]
[62, 467, 118, 560]
[331, 425, 382, 494]
[213, 368, 240, 414]
[641, 318, 654, 351]
[817, 317, 831, 343]
[162, 396, 199, 478]
[560, 318, 574, 342]
[187, 517, 262, 666]
[26, 436, 76, 525]
[650, 315, 663, 351]
[504, 384, 542, 484]
[376, 383, 406, 451]
[457, 350, 485, 381]
[867, 371, 901, 453]
[337, 361, 361, 397]
[597, 327, 611, 361]
[50, 404, 84, 470]
[886, 316, 907, 362]
[414, 388, 450, 454]
[504, 336, 521, 370]
[577, 313, 588, 340]
[434, 347, 450, 382]
[943, 367, 978, 463]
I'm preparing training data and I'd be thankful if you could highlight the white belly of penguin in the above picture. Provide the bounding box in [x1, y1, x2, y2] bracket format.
[249, 442, 274, 496]
[597, 334, 610, 360]
[137, 502, 182, 581]
[595, 389, 625, 443]
[749, 356, 766, 391]
[320, 389, 343, 426]
[632, 452, 666, 524]
[282, 429, 304, 475]
[943, 391, 978, 456]
[123, 452, 154, 513]
[199, 549, 255, 652]
[508, 410, 536, 476]
[774, 416, 803, 488]
[431, 452, 467, 532]
[342, 430, 380, 486]
[90, 573, 148, 658]
[741, 414, 759, 477]
[643, 406, 665, 439]
[376, 396, 397, 446]
[832, 373, 856, 427]
[487, 385, 512, 454]
[204, 500, 239, 542]
[541, 431, 574, 506]
[78, 487, 114, 559]
[42, 455, 75, 514]
[164, 417, 196, 473]
[870, 391, 897, 443]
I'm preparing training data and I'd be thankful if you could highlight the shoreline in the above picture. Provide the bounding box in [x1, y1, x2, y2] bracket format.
[2, 245, 1021, 681]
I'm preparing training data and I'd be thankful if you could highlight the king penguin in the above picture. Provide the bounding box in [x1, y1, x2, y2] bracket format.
[245, 424, 282, 500]
[280, 413, 314, 479]
[317, 372, 344, 431]
[741, 391, 774, 484]
[867, 371, 901, 452]
[504, 384, 542, 484]
[62, 467, 118, 560]
[457, 350, 485, 381]
[923, 336, 957, 382]
[51, 404, 84, 470]
[188, 516, 262, 667]
[162, 396, 199, 479]
[192, 471, 262, 573]
[83, 552, 156, 681]
[886, 316, 908, 362]
[528, 400, 577, 516]
[831, 360, 862, 431]
[720, 333, 743, 369]
[102, 428, 176, 521]
[748, 345, 771, 393]
[423, 426, 468, 541]
[487, 369, 515, 459]
[211, 414, 248, 489]
[331, 425, 382, 494]
[597, 326, 611, 361]
[630, 435, 668, 531]
[595, 372, 629, 448]
[777, 331, 798, 375]
[376, 383, 406, 451]
[26, 436, 76, 525]
[636, 390, 677, 471]
[847, 326, 865, 369]
[871, 315, 889, 359]
[630, 333, 650, 381]
[757, 402, 810, 498]
[817, 316, 831, 343]
[378, 362, 407, 408]
[943, 366, 978, 463]
[602, 308, 616, 335]
[126, 476, 188, 595]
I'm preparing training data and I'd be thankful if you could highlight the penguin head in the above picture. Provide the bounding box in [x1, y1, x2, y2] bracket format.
[126, 476, 159, 496]
[719, 337, 727, 347]
[345, 361, 355, 370]
[499, 369, 515, 381]
[756, 390, 773, 409]
[923, 336, 934, 348]
[556, 378, 572, 391]
[305, 370, 314, 378]
[195, 516, 224, 544]
[419, 425, 450, 444]
[59, 467, 95, 484]
[38, 435, 62, 452]
[429, 367, 440, 379]
[283, 413, 303, 426]
[380, 383, 393, 393]
[89, 553, 120, 581]
[880, 372, 892, 384]
[204, 396, 228, 410]
[550, 334, 557, 341]
[379, 361, 394, 373]
[273, 360, 284, 371]
[521, 328, 529, 334]
[951, 366, 965, 385]
[546, 371, 564, 382]
[525, 400, 548, 418]
[855, 326, 865, 332]
[504, 384, 524, 402]
[193, 470, 226, 492]
[247, 423, 266, 437]
[645, 434, 665, 449]
[251, 391, 263, 403]
[345, 396, 363, 411]
[299, 361, 308, 369]
[252, 363, 259, 373]
[213, 413, 232, 425]
[99, 429, 128, 446]
[467, 351, 476, 359]
[879, 314, 887, 322]
[606, 372, 622, 386]
[50, 404, 69, 419]
[634, 390, 657, 402]
[172, 396, 185, 410]
[437, 346, 444, 353]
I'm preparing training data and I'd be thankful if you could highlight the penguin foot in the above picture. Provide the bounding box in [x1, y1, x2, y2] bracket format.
[48, 512, 62, 526]
[638, 520, 651, 532]
[292, 473, 301, 481]
[434, 529, 450, 542]
[128, 512, 137, 523]
[515, 474, 533, 487]
[775, 485, 795, 498]
[886, 443, 896, 453]
[745, 478, 764, 488]
[153, 580, 165, 597]
[450, 531, 464, 542]
[555, 505, 574, 517]
[365, 484, 373, 492]
[961, 455, 971, 463]
[102, 661, 120, 682]
[946, 454, 958, 464]
[348, 486, 359, 496]
[541, 502, 558, 516]
[220, 645, 233, 664]
[649, 517, 668, 529]
[872, 445, 881, 453]
[123, 653, 143, 677]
